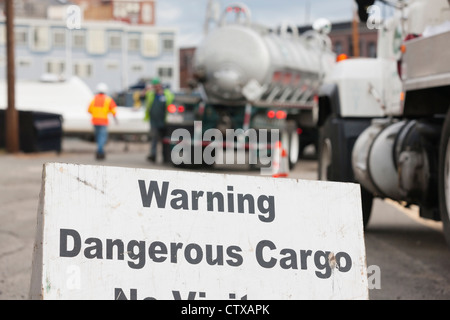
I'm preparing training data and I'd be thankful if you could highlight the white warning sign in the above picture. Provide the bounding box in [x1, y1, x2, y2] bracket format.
[30, 163, 368, 300]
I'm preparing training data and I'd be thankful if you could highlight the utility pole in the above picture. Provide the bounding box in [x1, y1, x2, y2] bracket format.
[5, 0, 20, 153]
[352, 5, 360, 57]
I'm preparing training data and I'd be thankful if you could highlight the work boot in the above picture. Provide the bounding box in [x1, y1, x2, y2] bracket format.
[96, 152, 106, 160]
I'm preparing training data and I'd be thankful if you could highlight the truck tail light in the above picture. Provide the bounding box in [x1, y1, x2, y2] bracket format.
[276, 110, 287, 119]
[168, 104, 177, 113]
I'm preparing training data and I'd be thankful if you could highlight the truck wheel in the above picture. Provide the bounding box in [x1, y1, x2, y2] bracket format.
[318, 117, 373, 229]
[438, 110, 450, 247]
[288, 127, 300, 169]
[318, 137, 332, 181]
[281, 121, 300, 169]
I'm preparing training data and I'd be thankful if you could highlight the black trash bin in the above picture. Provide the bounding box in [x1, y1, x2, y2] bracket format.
[0, 110, 63, 153]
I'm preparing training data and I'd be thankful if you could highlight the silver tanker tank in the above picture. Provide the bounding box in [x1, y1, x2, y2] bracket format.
[194, 3, 336, 107]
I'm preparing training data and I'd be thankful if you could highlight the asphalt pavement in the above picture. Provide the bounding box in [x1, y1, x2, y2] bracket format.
[0, 138, 317, 300]
[1, 138, 449, 300]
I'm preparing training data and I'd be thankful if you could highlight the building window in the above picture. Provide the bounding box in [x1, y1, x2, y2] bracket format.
[15, 28, 28, 47]
[87, 29, 106, 54]
[46, 59, 66, 75]
[182, 54, 193, 70]
[74, 61, 93, 78]
[52, 29, 66, 48]
[128, 33, 140, 52]
[114, 1, 140, 19]
[108, 32, 122, 50]
[131, 63, 144, 72]
[17, 57, 32, 68]
[142, 33, 159, 57]
[141, 3, 153, 24]
[32, 26, 50, 52]
[73, 30, 86, 49]
[368, 42, 377, 58]
[162, 37, 174, 54]
[158, 66, 173, 79]
[348, 36, 354, 56]
[334, 41, 343, 55]
[105, 60, 120, 70]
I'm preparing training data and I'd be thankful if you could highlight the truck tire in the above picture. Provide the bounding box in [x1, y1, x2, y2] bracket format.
[318, 116, 373, 228]
[281, 121, 300, 169]
[438, 109, 450, 247]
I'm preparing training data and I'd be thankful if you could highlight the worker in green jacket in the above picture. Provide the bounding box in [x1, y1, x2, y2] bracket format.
[144, 78, 175, 162]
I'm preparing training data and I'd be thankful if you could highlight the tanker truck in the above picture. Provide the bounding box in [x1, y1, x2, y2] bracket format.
[164, 3, 336, 169]
[317, 0, 450, 246]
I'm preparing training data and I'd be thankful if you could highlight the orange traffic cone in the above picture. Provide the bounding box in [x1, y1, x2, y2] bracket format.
[272, 141, 289, 178]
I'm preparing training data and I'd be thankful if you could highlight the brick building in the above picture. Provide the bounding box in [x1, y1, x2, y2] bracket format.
[325, 21, 378, 58]
[71, 0, 156, 25]
[179, 47, 196, 90]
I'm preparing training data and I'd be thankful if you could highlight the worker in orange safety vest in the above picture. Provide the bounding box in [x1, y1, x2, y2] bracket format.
[88, 83, 118, 160]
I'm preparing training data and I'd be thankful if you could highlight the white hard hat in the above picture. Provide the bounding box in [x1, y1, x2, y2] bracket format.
[96, 83, 109, 94]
